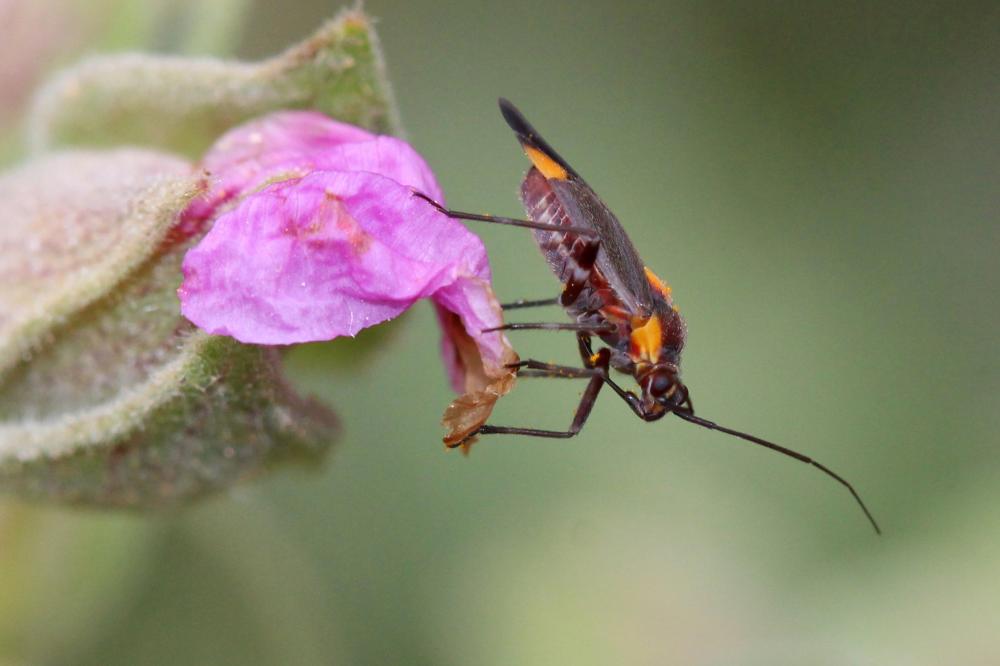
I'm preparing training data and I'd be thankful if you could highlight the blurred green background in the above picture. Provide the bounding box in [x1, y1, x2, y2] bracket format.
[1, 1, 997, 664]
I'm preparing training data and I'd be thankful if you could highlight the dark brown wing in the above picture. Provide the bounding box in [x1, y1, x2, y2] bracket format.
[519, 171, 654, 316]
[501, 99, 658, 315]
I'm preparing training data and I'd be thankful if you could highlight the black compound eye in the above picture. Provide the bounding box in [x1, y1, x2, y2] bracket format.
[649, 371, 673, 397]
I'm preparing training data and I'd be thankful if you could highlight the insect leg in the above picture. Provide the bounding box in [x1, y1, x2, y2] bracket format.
[506, 358, 599, 379]
[473, 376, 605, 440]
[483, 322, 614, 334]
[491, 238, 605, 331]
[574, 332, 659, 420]
[488, 234, 604, 332]
[602, 377, 648, 419]
[412, 191, 596, 237]
[501, 297, 561, 310]
[452, 350, 611, 446]
[576, 332, 597, 366]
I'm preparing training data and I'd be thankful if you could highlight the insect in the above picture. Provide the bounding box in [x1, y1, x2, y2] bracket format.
[415, 99, 880, 534]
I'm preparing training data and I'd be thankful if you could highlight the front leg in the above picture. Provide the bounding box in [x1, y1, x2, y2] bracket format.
[600, 374, 668, 422]
[575, 332, 664, 421]
[501, 296, 561, 311]
[452, 349, 612, 447]
[577, 332, 599, 368]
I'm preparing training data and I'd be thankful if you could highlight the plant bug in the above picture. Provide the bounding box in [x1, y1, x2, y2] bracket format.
[416, 99, 880, 534]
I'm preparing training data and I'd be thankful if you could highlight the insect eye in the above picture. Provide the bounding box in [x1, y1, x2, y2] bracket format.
[649, 371, 673, 397]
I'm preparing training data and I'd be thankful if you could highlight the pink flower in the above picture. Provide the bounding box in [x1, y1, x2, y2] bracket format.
[178, 112, 517, 447]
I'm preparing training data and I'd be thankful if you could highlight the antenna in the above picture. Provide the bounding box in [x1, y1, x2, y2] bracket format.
[673, 411, 882, 535]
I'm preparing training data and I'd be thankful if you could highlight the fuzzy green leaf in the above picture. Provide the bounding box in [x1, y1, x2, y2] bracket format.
[0, 150, 196, 378]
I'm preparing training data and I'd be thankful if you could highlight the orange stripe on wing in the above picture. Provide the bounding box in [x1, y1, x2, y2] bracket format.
[644, 266, 672, 299]
[525, 146, 568, 180]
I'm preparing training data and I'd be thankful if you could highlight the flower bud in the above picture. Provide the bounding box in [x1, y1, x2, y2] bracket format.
[0, 150, 337, 506]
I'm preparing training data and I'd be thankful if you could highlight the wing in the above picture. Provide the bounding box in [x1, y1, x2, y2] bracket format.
[500, 98, 659, 315]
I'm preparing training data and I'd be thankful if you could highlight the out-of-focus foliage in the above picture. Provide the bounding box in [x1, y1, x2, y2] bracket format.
[28, 8, 397, 157]
[1, 1, 996, 664]
[0, 0, 252, 163]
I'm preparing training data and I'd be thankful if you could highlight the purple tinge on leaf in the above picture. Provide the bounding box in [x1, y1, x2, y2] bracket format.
[177, 112, 517, 448]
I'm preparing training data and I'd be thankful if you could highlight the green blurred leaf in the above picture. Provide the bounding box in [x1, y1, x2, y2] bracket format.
[86, 0, 254, 55]
[0, 507, 161, 662]
[27, 7, 400, 158]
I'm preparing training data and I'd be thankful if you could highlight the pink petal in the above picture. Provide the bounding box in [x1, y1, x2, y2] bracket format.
[181, 112, 443, 233]
[437, 291, 518, 451]
[432, 278, 509, 392]
[181, 170, 489, 344]
[178, 111, 520, 447]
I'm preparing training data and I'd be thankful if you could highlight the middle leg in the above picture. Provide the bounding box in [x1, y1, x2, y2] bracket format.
[507, 358, 600, 379]
[501, 296, 561, 310]
[484, 321, 614, 334]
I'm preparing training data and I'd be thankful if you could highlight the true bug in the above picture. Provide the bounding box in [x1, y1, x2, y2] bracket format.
[416, 99, 880, 534]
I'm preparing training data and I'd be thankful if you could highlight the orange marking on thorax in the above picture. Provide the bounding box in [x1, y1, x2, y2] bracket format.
[629, 315, 663, 363]
[525, 146, 568, 180]
[644, 266, 672, 298]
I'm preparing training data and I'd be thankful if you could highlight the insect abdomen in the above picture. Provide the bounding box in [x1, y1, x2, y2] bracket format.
[521, 168, 630, 341]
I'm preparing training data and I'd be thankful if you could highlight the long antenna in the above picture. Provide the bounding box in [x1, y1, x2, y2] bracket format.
[673, 411, 881, 535]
